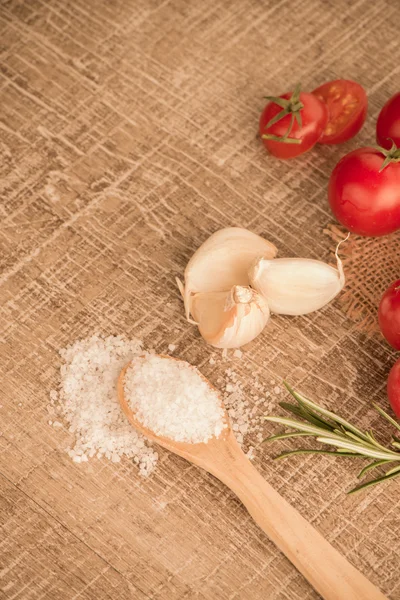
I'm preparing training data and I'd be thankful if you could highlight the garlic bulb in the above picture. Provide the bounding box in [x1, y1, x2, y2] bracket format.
[248, 253, 345, 316]
[180, 227, 277, 320]
[190, 285, 270, 348]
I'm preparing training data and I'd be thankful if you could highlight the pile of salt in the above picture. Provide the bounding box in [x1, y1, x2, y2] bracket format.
[123, 355, 226, 443]
[52, 335, 158, 476]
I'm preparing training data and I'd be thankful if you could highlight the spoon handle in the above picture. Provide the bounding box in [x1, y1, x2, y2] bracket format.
[213, 440, 387, 600]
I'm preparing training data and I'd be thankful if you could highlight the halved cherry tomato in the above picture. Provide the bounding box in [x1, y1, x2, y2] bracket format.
[312, 79, 367, 144]
[376, 92, 400, 150]
[259, 86, 328, 159]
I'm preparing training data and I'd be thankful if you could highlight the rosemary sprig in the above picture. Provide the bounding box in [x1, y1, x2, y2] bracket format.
[264, 382, 400, 494]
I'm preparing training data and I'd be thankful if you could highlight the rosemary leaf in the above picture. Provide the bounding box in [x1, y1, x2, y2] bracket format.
[384, 464, 400, 477]
[284, 382, 371, 443]
[263, 432, 311, 443]
[365, 430, 391, 453]
[279, 402, 334, 430]
[373, 403, 400, 433]
[348, 469, 400, 495]
[316, 436, 399, 460]
[265, 416, 342, 438]
[357, 460, 393, 479]
[279, 402, 308, 419]
[343, 430, 377, 447]
[274, 449, 362, 461]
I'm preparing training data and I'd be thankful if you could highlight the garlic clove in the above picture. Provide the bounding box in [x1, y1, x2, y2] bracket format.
[190, 285, 270, 348]
[249, 255, 345, 316]
[182, 227, 277, 320]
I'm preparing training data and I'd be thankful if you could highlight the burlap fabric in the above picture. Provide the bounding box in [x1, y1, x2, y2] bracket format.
[326, 225, 400, 334]
[1, 1, 400, 599]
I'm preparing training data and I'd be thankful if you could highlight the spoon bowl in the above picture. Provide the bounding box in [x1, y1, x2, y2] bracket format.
[118, 355, 236, 470]
[118, 355, 387, 600]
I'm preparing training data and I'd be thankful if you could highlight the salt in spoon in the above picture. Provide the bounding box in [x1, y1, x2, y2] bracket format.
[118, 356, 387, 600]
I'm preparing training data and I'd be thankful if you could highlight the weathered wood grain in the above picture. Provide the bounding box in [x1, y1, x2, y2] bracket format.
[1, 0, 400, 598]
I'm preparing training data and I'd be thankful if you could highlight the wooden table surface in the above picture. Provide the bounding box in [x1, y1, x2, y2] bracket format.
[1, 0, 400, 598]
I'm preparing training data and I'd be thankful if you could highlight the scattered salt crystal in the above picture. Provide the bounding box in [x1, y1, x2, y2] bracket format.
[124, 355, 226, 444]
[168, 344, 176, 352]
[53, 334, 158, 476]
[209, 357, 216, 365]
[52, 421, 63, 428]
[223, 369, 253, 447]
[246, 446, 255, 459]
[274, 386, 281, 395]
[233, 349, 243, 359]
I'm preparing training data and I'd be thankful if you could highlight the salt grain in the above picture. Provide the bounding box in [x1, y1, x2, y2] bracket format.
[52, 334, 158, 476]
[168, 344, 176, 352]
[246, 446, 255, 459]
[124, 355, 226, 443]
[223, 370, 253, 447]
[233, 349, 243, 359]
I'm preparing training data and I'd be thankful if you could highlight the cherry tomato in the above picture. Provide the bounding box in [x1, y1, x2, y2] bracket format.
[376, 92, 400, 150]
[387, 359, 400, 419]
[259, 89, 328, 159]
[312, 80, 367, 145]
[378, 280, 400, 350]
[328, 147, 400, 236]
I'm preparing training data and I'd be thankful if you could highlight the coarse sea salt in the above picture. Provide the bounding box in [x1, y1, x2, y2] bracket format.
[124, 355, 226, 443]
[51, 334, 158, 476]
[222, 368, 275, 451]
[51, 335, 275, 475]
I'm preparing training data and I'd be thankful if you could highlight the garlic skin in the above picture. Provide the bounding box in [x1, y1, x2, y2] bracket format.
[249, 255, 345, 316]
[181, 227, 277, 320]
[190, 285, 270, 348]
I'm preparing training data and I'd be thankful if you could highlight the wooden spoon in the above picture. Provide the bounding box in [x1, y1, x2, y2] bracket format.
[118, 356, 387, 600]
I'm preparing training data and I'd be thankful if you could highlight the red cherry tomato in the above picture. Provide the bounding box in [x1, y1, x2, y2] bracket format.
[387, 359, 400, 419]
[328, 147, 400, 236]
[376, 92, 400, 150]
[312, 79, 367, 144]
[378, 280, 400, 350]
[259, 90, 328, 159]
